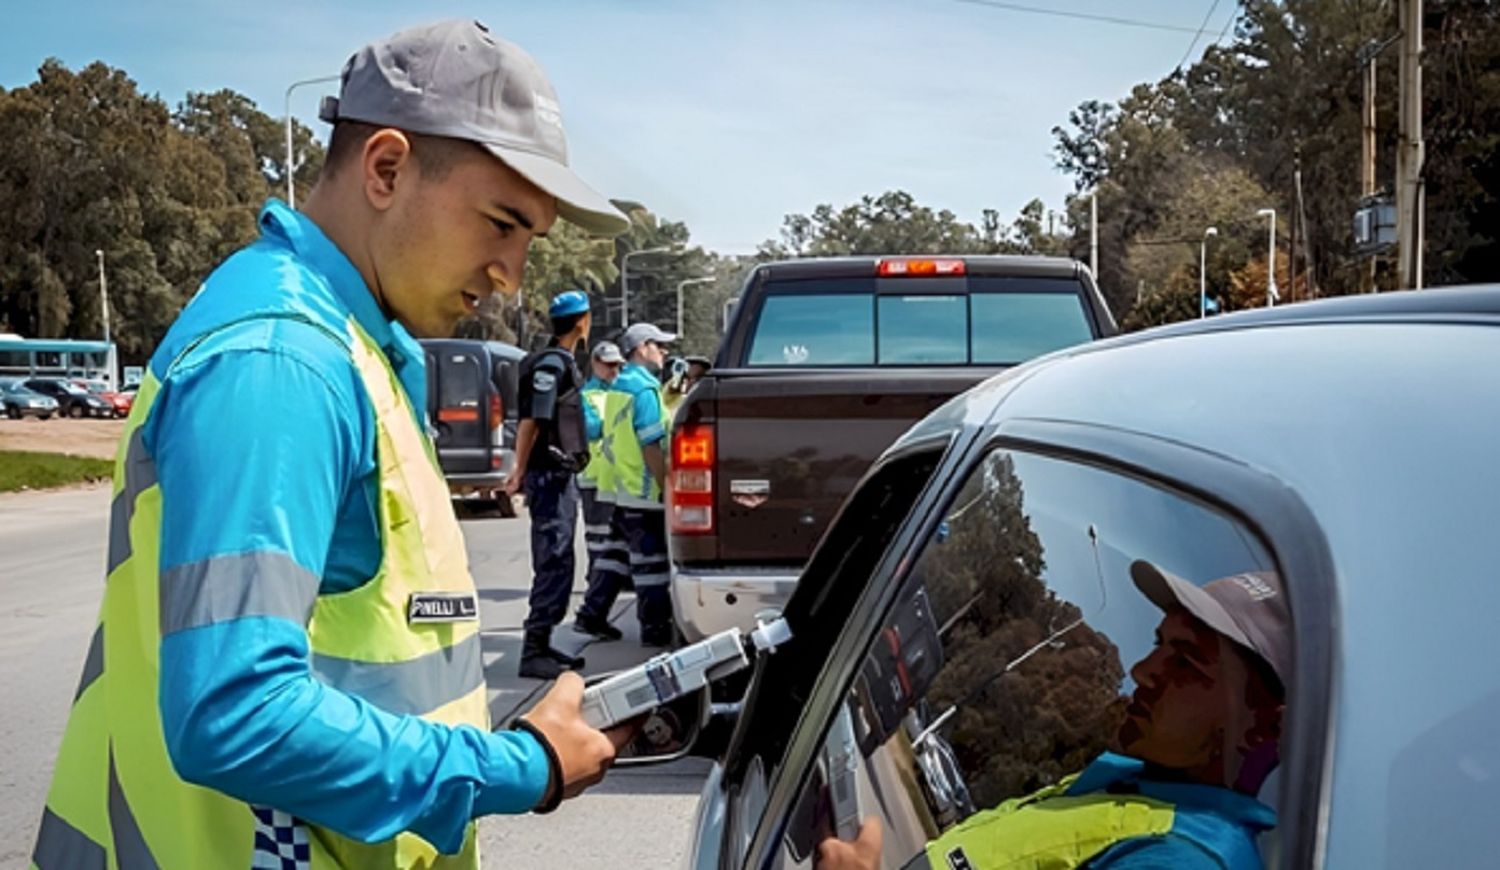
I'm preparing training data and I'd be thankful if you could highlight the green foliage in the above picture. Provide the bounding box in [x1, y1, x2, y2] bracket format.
[1054, 1, 1500, 325]
[759, 191, 1072, 260]
[0, 60, 324, 363]
[0, 449, 113, 492]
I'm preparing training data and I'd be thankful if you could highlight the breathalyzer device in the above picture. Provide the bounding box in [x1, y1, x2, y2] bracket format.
[580, 618, 793, 730]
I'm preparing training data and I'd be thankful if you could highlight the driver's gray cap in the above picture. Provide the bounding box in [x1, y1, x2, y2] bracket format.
[319, 19, 629, 236]
[1130, 560, 1291, 689]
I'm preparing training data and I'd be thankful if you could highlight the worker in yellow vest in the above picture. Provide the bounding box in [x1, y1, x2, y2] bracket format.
[603, 322, 679, 647]
[572, 341, 631, 640]
[33, 20, 632, 870]
[817, 563, 1288, 870]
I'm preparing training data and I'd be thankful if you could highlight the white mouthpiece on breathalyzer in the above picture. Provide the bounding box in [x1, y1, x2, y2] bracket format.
[750, 617, 793, 653]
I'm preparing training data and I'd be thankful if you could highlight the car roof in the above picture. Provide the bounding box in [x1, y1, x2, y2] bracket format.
[905, 284, 1500, 867]
[906, 285, 1500, 447]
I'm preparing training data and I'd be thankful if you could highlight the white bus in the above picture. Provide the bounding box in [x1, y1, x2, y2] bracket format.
[0, 336, 117, 389]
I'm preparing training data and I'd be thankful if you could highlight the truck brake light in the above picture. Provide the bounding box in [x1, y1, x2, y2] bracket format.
[489, 391, 502, 430]
[670, 423, 715, 535]
[877, 258, 966, 277]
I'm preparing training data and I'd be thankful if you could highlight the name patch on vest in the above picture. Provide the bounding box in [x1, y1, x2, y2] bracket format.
[408, 593, 479, 624]
[945, 847, 974, 870]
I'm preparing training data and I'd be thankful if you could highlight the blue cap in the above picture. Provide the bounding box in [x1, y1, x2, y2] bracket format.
[549, 290, 591, 317]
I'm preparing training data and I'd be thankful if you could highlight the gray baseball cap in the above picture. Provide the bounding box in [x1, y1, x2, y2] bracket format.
[591, 341, 624, 364]
[619, 323, 678, 355]
[319, 19, 629, 236]
[1130, 560, 1291, 688]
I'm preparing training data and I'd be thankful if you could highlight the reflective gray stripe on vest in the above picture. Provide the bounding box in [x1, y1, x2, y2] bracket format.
[109, 751, 159, 869]
[33, 807, 106, 870]
[311, 632, 484, 717]
[74, 624, 104, 701]
[107, 428, 158, 575]
[159, 551, 319, 636]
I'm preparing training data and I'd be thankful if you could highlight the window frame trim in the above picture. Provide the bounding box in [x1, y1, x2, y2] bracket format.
[740, 416, 1338, 870]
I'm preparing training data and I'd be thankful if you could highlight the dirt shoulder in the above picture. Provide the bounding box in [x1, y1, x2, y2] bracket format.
[0, 418, 126, 460]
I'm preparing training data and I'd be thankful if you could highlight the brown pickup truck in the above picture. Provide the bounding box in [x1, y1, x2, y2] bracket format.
[666, 255, 1116, 640]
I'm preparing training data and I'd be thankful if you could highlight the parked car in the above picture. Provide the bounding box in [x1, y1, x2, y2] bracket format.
[22, 378, 112, 418]
[71, 378, 132, 418]
[639, 286, 1500, 869]
[0, 379, 58, 419]
[420, 338, 525, 516]
[668, 256, 1114, 642]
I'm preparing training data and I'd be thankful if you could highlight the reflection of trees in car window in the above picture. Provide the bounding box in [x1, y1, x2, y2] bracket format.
[920, 452, 1124, 808]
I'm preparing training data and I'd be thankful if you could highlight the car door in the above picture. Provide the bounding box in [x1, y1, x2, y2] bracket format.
[735, 422, 1335, 870]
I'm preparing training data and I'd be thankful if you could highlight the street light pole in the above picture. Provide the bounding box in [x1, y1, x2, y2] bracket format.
[620, 247, 672, 326]
[1199, 227, 1218, 319]
[1256, 208, 1278, 306]
[284, 74, 341, 208]
[676, 277, 715, 338]
[95, 248, 113, 389]
[1089, 190, 1098, 278]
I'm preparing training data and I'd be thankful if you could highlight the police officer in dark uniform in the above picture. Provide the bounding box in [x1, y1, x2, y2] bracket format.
[505, 290, 594, 679]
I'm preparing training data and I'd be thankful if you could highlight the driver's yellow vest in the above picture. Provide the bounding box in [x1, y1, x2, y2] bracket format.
[33, 316, 489, 869]
[601, 380, 672, 510]
[922, 773, 1174, 870]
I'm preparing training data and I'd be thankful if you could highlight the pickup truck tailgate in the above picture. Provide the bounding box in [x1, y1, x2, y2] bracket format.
[711, 369, 992, 565]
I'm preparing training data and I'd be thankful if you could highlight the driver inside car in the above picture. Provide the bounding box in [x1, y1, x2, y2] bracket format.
[817, 561, 1289, 870]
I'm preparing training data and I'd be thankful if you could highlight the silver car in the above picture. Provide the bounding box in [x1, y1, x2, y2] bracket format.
[0, 379, 58, 419]
[637, 286, 1500, 869]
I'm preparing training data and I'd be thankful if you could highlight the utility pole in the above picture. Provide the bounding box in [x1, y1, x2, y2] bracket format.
[96, 249, 114, 389]
[1257, 209, 1278, 306]
[1361, 44, 1379, 292]
[1396, 0, 1425, 290]
[1089, 190, 1099, 279]
[1199, 227, 1218, 319]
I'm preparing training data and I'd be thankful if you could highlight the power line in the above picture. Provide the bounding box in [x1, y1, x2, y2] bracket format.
[1213, 5, 1239, 45]
[1174, 0, 1223, 72]
[950, 0, 1223, 37]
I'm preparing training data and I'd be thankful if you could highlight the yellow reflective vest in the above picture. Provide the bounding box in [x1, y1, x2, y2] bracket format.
[601, 368, 672, 510]
[34, 317, 490, 870]
[578, 379, 613, 493]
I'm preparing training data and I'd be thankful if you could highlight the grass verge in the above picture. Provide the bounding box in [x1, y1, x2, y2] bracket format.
[0, 450, 114, 493]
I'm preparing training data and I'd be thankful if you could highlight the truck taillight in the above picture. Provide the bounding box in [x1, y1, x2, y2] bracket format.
[489, 391, 502, 430]
[877, 258, 966, 277]
[670, 423, 715, 535]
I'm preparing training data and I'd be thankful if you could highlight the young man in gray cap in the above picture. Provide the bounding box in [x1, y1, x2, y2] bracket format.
[36, 19, 630, 869]
[601, 322, 680, 646]
[820, 563, 1289, 870]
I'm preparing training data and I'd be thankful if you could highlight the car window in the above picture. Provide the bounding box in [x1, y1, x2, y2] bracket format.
[438, 353, 482, 410]
[877, 296, 966, 364]
[771, 447, 1290, 870]
[747, 293, 875, 366]
[969, 291, 1093, 364]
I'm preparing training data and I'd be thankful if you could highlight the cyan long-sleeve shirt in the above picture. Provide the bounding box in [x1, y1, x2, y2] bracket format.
[614, 363, 666, 446]
[146, 200, 549, 854]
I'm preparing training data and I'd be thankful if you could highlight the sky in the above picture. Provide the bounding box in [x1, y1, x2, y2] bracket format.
[2, 0, 1237, 255]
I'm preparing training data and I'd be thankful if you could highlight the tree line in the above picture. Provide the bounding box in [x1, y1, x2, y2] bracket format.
[5, 1, 1495, 362]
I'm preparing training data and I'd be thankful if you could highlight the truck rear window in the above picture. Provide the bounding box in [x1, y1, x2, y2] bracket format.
[744, 277, 1093, 367]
